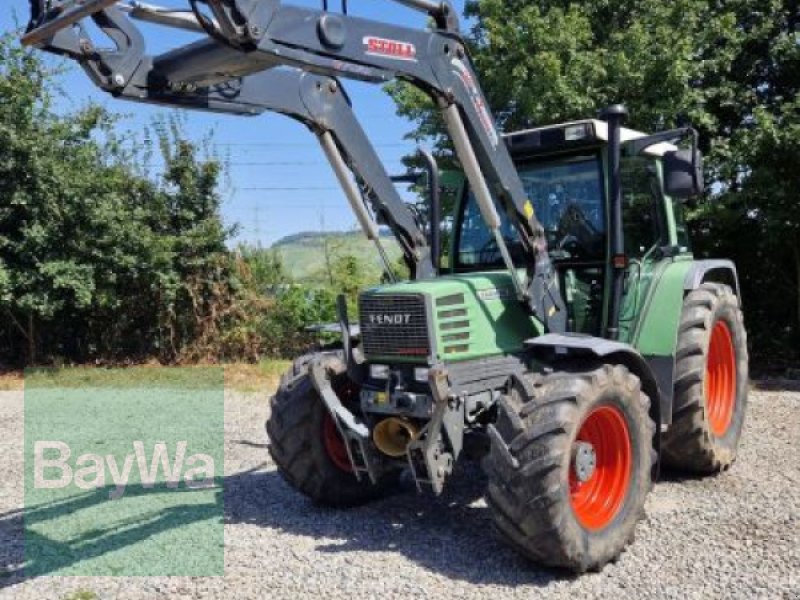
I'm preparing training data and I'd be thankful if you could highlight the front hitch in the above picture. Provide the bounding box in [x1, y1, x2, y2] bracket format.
[406, 366, 464, 495]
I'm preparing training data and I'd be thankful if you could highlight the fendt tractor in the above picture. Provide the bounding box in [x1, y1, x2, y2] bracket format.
[24, 0, 749, 571]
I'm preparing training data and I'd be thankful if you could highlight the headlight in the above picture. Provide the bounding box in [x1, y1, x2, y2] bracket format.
[413, 367, 429, 383]
[369, 364, 390, 380]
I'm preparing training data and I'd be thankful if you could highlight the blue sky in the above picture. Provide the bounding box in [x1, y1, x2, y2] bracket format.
[2, 1, 468, 246]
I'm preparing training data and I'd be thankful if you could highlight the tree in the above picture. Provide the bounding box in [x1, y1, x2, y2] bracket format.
[0, 35, 138, 362]
[390, 0, 714, 145]
[0, 35, 251, 365]
[236, 245, 288, 293]
[688, 3, 799, 364]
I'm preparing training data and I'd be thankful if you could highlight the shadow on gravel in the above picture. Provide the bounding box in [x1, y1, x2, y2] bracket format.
[0, 460, 572, 588]
[0, 485, 220, 587]
[0, 508, 22, 587]
[656, 467, 716, 484]
[752, 378, 800, 392]
[224, 463, 572, 587]
[232, 439, 269, 449]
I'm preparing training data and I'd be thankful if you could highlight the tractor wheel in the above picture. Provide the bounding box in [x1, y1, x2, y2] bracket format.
[662, 283, 749, 473]
[485, 364, 655, 572]
[267, 351, 396, 507]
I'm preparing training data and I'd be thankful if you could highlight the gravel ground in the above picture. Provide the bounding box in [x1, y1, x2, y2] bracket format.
[0, 387, 798, 599]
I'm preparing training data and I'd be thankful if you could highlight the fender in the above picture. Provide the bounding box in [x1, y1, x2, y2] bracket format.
[525, 334, 663, 467]
[684, 259, 741, 301]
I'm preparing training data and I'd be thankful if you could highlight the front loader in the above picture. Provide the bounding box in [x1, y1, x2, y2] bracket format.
[24, 0, 749, 572]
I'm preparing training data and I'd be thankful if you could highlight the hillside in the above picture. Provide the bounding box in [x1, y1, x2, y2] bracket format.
[272, 230, 401, 283]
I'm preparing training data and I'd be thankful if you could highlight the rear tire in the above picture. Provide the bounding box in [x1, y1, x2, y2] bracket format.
[485, 364, 655, 572]
[662, 283, 749, 473]
[267, 351, 396, 507]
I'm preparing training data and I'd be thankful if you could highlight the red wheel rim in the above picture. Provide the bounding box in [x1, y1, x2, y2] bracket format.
[569, 405, 632, 531]
[706, 320, 737, 436]
[322, 412, 353, 473]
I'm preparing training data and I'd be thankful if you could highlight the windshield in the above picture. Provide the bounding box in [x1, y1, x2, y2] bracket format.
[456, 155, 606, 269]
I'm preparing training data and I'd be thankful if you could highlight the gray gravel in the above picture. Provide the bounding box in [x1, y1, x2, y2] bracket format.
[1, 387, 798, 599]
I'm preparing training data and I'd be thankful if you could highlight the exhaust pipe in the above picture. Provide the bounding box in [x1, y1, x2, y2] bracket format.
[372, 417, 419, 458]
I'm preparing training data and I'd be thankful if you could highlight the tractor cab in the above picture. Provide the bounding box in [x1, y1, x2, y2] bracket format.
[453, 119, 693, 340]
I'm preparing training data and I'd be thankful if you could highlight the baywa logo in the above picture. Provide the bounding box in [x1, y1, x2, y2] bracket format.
[23, 371, 224, 576]
[34, 440, 216, 500]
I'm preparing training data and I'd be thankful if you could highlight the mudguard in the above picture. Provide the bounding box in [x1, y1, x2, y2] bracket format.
[526, 333, 663, 463]
[684, 259, 741, 300]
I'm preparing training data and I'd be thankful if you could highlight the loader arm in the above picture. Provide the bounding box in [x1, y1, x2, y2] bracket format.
[23, 0, 566, 330]
[24, 3, 434, 277]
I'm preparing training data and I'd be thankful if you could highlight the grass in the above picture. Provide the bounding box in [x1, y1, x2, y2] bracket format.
[25, 364, 223, 389]
[224, 359, 291, 393]
[0, 360, 291, 393]
[0, 370, 23, 391]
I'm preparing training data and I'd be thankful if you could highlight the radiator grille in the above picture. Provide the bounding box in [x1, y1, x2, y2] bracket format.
[359, 293, 430, 358]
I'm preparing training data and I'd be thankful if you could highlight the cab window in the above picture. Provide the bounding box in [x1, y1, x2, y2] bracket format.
[672, 197, 691, 251]
[620, 155, 668, 258]
[455, 154, 606, 270]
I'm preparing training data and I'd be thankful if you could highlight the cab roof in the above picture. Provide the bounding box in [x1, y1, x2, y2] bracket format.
[504, 119, 677, 158]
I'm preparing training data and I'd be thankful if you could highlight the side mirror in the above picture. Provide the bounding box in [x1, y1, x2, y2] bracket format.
[663, 148, 704, 198]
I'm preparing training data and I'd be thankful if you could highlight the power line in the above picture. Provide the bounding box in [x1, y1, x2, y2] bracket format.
[227, 161, 320, 166]
[237, 186, 340, 191]
[214, 141, 411, 148]
[227, 205, 347, 211]
[224, 160, 407, 166]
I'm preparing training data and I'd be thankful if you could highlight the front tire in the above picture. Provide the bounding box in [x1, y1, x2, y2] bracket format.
[267, 352, 395, 507]
[485, 364, 655, 572]
[662, 283, 749, 473]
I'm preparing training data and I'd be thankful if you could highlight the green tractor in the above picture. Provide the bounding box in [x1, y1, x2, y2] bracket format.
[268, 113, 749, 572]
[23, 0, 748, 573]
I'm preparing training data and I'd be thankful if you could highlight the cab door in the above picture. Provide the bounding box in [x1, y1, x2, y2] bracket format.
[617, 150, 670, 343]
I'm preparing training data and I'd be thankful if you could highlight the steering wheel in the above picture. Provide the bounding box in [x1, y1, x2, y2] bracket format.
[558, 234, 580, 257]
[555, 202, 601, 259]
